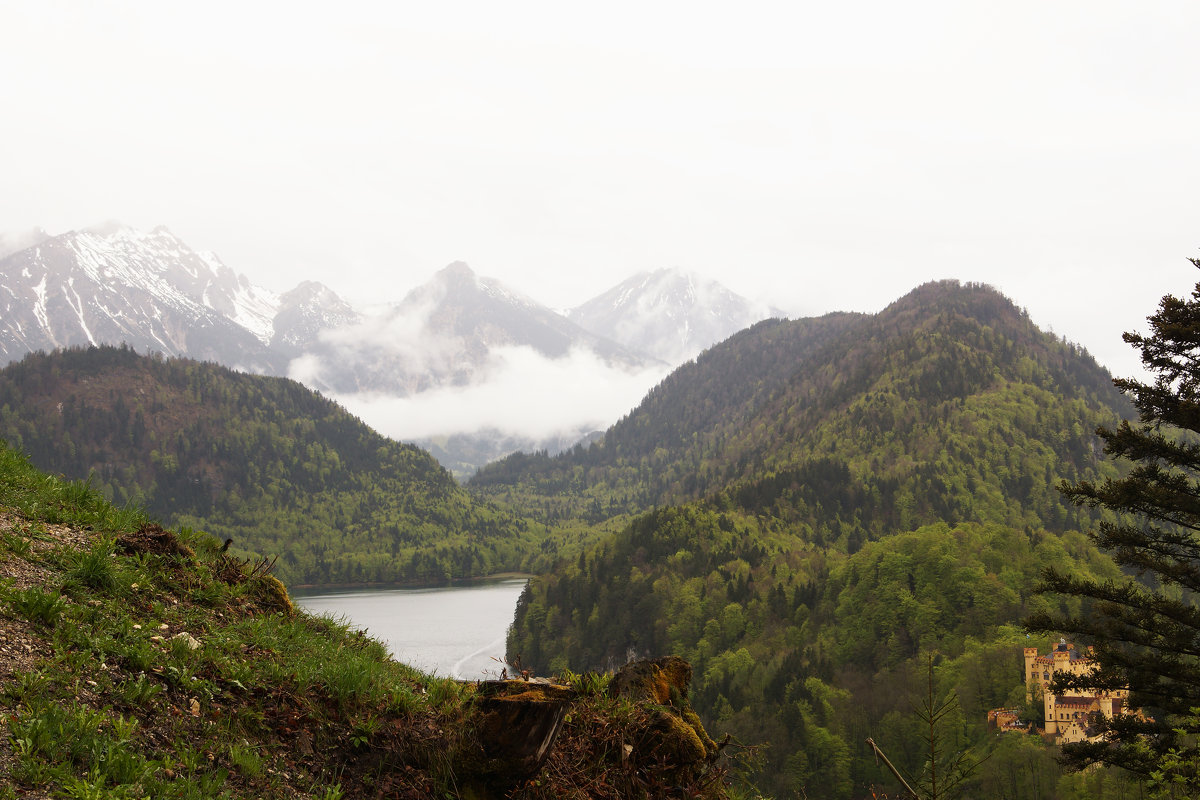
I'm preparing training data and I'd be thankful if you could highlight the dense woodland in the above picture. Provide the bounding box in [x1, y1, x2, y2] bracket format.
[510, 509, 1129, 797]
[0, 345, 545, 585]
[502, 282, 1150, 798]
[474, 282, 1127, 527]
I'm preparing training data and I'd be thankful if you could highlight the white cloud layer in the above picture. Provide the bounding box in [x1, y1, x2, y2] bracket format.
[287, 294, 472, 392]
[330, 346, 671, 442]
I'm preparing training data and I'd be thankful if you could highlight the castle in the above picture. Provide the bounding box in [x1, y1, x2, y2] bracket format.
[1021, 639, 1131, 744]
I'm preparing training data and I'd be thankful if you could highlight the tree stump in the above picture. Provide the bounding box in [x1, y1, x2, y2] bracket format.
[467, 679, 576, 794]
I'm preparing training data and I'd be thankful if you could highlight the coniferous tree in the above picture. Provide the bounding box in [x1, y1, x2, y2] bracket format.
[1028, 258, 1200, 784]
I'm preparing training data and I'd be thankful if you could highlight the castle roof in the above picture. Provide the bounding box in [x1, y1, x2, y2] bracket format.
[1055, 699, 1099, 708]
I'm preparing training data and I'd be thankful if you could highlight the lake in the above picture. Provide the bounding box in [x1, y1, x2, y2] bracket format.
[292, 578, 528, 680]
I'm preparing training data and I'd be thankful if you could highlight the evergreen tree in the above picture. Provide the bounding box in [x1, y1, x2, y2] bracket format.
[1028, 258, 1200, 784]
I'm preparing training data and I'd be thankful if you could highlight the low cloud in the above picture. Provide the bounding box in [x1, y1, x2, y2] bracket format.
[330, 345, 670, 442]
[319, 296, 463, 374]
[286, 295, 471, 394]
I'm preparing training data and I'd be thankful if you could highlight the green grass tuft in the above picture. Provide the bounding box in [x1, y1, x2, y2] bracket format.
[3, 584, 68, 627]
[65, 539, 123, 594]
[0, 528, 34, 557]
[117, 673, 164, 705]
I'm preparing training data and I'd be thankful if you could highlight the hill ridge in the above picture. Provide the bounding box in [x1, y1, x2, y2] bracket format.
[0, 344, 544, 586]
[473, 280, 1125, 529]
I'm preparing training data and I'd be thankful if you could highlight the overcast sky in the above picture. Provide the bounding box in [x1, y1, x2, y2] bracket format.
[3, 0, 1199, 383]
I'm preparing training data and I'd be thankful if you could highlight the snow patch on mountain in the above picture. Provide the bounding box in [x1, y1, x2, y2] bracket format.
[568, 267, 780, 364]
[0, 223, 289, 370]
[31, 276, 51, 339]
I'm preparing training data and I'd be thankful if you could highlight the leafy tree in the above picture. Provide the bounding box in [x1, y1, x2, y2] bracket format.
[867, 656, 985, 800]
[1027, 258, 1200, 785]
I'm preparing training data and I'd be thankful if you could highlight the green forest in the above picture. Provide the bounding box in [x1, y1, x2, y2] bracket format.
[499, 282, 1155, 798]
[473, 282, 1127, 527]
[509, 508, 1134, 797]
[0, 345, 548, 586]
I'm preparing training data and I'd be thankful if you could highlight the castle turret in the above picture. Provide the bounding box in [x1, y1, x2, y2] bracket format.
[1024, 647, 1040, 703]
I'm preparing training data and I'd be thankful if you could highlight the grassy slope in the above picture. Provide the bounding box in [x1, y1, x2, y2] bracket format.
[0, 442, 731, 800]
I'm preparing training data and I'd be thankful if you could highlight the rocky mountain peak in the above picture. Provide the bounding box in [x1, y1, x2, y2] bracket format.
[83, 220, 132, 238]
[0, 227, 51, 260]
[281, 280, 342, 304]
[439, 261, 475, 279]
[271, 280, 360, 355]
[0, 223, 282, 371]
[568, 267, 778, 364]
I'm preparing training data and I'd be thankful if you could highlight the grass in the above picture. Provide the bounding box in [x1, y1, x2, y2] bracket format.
[117, 673, 164, 705]
[2, 583, 68, 627]
[0, 446, 149, 532]
[0, 440, 730, 799]
[65, 538, 124, 594]
[0, 444, 483, 797]
[0, 448, 423, 795]
[0, 527, 34, 557]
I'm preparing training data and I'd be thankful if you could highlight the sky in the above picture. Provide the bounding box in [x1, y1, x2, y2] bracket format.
[3, 0, 1200, 389]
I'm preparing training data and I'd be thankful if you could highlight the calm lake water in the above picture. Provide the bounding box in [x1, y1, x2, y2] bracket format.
[292, 578, 527, 680]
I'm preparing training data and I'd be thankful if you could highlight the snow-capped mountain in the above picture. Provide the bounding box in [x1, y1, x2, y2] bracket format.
[408, 261, 648, 364]
[568, 267, 782, 364]
[0, 222, 774, 477]
[271, 281, 361, 358]
[0, 224, 286, 371]
[289, 261, 658, 395]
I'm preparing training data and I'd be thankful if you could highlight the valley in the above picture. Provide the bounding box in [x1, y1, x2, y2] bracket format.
[5, 4, 1195, 796]
[0, 248, 1183, 798]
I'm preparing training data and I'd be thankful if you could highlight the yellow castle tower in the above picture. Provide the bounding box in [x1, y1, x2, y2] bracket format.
[1021, 639, 1131, 743]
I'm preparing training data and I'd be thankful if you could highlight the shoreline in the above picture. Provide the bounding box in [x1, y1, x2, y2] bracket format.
[287, 572, 534, 594]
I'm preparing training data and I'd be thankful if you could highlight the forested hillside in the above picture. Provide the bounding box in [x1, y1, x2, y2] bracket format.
[0, 345, 544, 586]
[474, 282, 1128, 533]
[503, 281, 1144, 798]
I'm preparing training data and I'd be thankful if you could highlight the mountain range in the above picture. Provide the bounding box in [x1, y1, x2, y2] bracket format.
[0, 223, 777, 473]
[0, 274, 1145, 797]
[289, 260, 657, 397]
